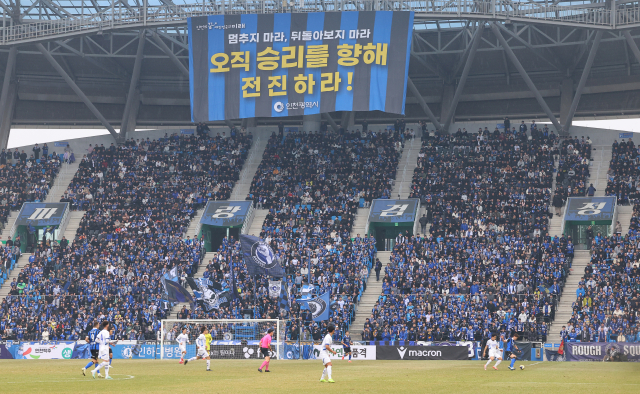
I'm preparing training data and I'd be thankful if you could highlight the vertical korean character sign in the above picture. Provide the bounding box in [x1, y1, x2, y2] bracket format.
[188, 11, 414, 121]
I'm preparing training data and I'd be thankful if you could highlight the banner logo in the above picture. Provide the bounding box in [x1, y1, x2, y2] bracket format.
[274, 102, 285, 113]
[28, 208, 58, 220]
[397, 347, 407, 359]
[307, 298, 327, 319]
[251, 241, 278, 269]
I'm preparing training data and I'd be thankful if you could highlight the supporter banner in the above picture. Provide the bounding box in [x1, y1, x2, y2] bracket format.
[368, 199, 419, 223]
[564, 342, 640, 362]
[188, 11, 414, 121]
[15, 202, 69, 227]
[564, 197, 616, 221]
[312, 345, 376, 360]
[545, 349, 565, 361]
[377, 345, 468, 360]
[200, 200, 253, 227]
[18, 342, 75, 360]
[0, 344, 15, 359]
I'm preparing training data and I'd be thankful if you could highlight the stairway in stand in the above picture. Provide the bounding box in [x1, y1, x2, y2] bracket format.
[349, 251, 391, 338]
[0, 253, 31, 302]
[391, 138, 422, 199]
[548, 249, 590, 343]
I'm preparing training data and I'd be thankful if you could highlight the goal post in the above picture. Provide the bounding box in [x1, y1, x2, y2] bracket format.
[160, 319, 284, 361]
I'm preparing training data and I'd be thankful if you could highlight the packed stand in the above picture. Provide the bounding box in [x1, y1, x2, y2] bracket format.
[361, 124, 572, 343]
[0, 132, 251, 341]
[605, 138, 637, 205]
[554, 136, 592, 202]
[561, 203, 640, 343]
[0, 144, 62, 229]
[183, 128, 404, 339]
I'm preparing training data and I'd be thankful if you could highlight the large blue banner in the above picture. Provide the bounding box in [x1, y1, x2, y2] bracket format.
[564, 197, 616, 221]
[15, 202, 69, 227]
[200, 200, 252, 227]
[188, 11, 414, 121]
[368, 198, 419, 223]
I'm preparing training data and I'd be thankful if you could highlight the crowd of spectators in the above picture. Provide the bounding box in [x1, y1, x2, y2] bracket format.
[182, 127, 405, 340]
[0, 149, 61, 229]
[561, 176, 640, 343]
[0, 131, 249, 341]
[553, 136, 592, 202]
[359, 124, 575, 343]
[605, 138, 637, 204]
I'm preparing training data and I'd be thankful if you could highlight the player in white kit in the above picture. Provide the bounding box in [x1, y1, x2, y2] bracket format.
[177, 327, 190, 364]
[184, 326, 211, 371]
[319, 325, 337, 383]
[92, 321, 113, 380]
[483, 333, 503, 370]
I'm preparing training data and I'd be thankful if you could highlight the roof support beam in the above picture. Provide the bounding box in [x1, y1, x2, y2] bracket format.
[0, 46, 17, 150]
[490, 23, 562, 133]
[37, 42, 119, 141]
[442, 24, 484, 133]
[623, 30, 640, 68]
[564, 30, 603, 131]
[151, 31, 189, 77]
[120, 30, 146, 141]
[407, 77, 442, 132]
[322, 112, 339, 132]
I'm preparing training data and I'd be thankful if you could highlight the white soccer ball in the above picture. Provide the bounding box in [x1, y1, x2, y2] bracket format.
[519, 365, 525, 370]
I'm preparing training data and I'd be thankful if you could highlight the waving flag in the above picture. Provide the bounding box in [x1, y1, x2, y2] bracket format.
[278, 282, 291, 319]
[186, 277, 231, 312]
[297, 292, 331, 322]
[163, 278, 195, 309]
[240, 234, 284, 277]
[269, 280, 282, 298]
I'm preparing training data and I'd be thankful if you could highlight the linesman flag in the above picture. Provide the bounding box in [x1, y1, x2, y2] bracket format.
[239, 234, 285, 277]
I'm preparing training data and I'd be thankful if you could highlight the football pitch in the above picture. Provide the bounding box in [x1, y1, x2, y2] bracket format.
[0, 359, 638, 393]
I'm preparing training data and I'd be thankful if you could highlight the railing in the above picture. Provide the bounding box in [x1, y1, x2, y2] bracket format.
[2, 1, 640, 46]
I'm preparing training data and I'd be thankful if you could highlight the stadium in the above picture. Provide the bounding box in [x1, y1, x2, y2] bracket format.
[0, 0, 639, 392]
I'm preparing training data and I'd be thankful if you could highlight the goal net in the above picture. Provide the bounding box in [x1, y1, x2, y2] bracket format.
[160, 319, 284, 360]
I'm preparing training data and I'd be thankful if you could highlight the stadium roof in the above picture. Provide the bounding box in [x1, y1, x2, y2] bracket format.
[1, 1, 640, 146]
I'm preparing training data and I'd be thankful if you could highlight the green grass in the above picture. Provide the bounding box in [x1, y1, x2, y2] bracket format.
[0, 359, 638, 393]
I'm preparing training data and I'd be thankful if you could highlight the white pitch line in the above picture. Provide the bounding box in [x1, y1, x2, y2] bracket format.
[6, 374, 135, 384]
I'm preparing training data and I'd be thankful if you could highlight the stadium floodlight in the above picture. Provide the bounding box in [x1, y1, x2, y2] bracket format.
[160, 319, 284, 361]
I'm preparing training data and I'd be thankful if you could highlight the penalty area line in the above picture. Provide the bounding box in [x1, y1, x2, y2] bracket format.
[6, 374, 135, 384]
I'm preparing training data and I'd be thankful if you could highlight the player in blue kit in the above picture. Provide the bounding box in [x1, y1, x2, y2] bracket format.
[504, 333, 521, 371]
[82, 321, 102, 377]
[341, 331, 353, 362]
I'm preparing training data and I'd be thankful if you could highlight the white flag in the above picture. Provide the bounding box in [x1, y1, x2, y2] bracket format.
[269, 280, 282, 298]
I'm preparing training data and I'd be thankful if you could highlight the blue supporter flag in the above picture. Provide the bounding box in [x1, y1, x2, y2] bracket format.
[278, 282, 291, 319]
[163, 278, 195, 309]
[297, 292, 331, 322]
[239, 234, 284, 277]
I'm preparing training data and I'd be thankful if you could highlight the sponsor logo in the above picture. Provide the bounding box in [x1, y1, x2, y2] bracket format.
[242, 347, 255, 359]
[571, 345, 602, 356]
[274, 102, 285, 113]
[397, 347, 407, 359]
[121, 347, 132, 358]
[61, 348, 73, 359]
[251, 241, 278, 270]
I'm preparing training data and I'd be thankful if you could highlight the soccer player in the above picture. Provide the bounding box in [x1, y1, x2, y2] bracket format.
[341, 331, 352, 362]
[184, 326, 211, 371]
[205, 327, 212, 360]
[504, 333, 520, 371]
[319, 324, 337, 383]
[483, 333, 502, 370]
[82, 321, 101, 377]
[92, 321, 113, 380]
[258, 328, 274, 373]
[177, 327, 190, 364]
